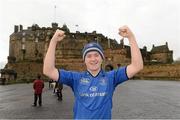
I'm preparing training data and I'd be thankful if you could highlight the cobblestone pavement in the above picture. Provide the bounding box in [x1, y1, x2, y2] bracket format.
[0, 80, 180, 119]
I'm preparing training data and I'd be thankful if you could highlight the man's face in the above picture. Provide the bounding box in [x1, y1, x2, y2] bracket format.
[84, 51, 103, 72]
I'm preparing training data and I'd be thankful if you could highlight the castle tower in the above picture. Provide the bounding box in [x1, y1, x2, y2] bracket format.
[120, 38, 124, 48]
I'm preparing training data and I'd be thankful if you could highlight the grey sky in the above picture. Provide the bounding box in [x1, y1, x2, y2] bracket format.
[0, 0, 180, 65]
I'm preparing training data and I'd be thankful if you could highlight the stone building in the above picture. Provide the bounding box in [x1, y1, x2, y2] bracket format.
[0, 23, 174, 84]
[150, 43, 173, 63]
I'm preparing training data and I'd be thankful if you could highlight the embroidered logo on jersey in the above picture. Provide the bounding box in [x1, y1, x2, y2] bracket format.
[99, 78, 107, 86]
[89, 86, 98, 92]
[80, 92, 107, 97]
[80, 78, 90, 85]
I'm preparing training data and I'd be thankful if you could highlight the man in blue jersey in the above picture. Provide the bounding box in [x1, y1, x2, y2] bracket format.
[43, 25, 143, 119]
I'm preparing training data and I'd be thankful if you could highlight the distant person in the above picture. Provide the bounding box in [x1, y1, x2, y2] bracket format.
[43, 26, 143, 119]
[33, 74, 44, 107]
[48, 79, 53, 89]
[117, 63, 121, 68]
[53, 81, 57, 94]
[1, 78, 6, 85]
[105, 65, 114, 72]
[54, 82, 63, 101]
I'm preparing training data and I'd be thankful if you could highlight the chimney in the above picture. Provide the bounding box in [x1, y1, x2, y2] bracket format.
[19, 25, 23, 31]
[120, 38, 124, 48]
[143, 46, 147, 51]
[52, 22, 58, 28]
[152, 44, 155, 48]
[166, 42, 168, 46]
[14, 25, 19, 33]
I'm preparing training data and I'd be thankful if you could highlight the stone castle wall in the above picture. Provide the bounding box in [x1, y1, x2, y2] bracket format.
[136, 63, 180, 80]
[150, 52, 173, 63]
[2, 62, 43, 83]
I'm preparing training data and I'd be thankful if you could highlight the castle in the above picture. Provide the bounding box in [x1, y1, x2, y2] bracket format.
[0, 23, 175, 84]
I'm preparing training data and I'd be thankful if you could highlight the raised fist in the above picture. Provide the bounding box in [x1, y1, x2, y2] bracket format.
[52, 29, 66, 42]
[118, 25, 134, 39]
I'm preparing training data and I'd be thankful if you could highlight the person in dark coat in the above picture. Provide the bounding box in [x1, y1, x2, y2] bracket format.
[54, 81, 63, 101]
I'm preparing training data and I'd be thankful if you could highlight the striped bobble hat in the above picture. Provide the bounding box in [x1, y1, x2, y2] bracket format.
[82, 42, 105, 60]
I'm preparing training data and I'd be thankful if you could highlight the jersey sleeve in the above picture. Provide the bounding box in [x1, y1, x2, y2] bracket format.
[58, 69, 74, 88]
[113, 66, 129, 87]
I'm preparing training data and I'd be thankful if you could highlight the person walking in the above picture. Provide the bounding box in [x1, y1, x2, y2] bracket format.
[56, 82, 63, 101]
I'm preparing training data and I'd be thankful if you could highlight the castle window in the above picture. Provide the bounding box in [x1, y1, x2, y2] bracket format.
[72, 34, 76, 39]
[35, 37, 39, 43]
[22, 37, 25, 43]
[22, 44, 25, 50]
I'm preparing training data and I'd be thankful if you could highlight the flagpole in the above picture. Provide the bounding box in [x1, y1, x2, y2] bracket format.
[54, 5, 56, 23]
[75, 25, 79, 32]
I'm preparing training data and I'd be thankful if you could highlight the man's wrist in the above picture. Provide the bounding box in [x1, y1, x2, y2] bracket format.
[51, 38, 59, 44]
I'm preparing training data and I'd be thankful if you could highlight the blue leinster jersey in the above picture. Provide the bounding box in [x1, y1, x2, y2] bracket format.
[58, 66, 129, 119]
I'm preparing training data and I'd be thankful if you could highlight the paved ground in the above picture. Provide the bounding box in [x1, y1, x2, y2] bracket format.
[0, 80, 180, 119]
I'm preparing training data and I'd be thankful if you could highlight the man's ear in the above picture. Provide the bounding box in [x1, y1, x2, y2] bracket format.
[83, 61, 87, 66]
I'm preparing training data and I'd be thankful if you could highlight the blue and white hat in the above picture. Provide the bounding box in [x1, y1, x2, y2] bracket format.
[82, 42, 105, 60]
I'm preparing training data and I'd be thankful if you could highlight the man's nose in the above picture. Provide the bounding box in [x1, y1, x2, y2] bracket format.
[90, 56, 96, 61]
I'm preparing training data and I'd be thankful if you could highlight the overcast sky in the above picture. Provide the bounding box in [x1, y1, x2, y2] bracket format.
[0, 0, 180, 67]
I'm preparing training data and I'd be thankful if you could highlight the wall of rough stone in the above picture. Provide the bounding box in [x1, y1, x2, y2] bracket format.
[6, 62, 44, 83]
[151, 53, 169, 63]
[3, 61, 180, 84]
[135, 63, 180, 80]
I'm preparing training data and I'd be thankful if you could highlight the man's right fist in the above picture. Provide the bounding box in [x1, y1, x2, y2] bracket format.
[52, 29, 66, 42]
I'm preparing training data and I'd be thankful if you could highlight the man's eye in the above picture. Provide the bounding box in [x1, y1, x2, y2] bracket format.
[94, 54, 99, 57]
[87, 55, 91, 58]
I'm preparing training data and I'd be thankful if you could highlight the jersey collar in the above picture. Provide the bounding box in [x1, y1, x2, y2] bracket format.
[86, 69, 106, 78]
